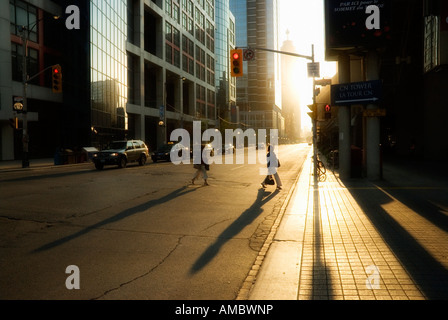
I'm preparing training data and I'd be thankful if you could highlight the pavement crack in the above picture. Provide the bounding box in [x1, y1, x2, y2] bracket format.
[201, 218, 233, 232]
[92, 235, 185, 300]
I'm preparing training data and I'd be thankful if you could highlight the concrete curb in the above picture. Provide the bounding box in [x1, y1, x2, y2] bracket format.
[235, 150, 311, 300]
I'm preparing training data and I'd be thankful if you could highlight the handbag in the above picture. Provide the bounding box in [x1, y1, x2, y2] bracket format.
[264, 175, 275, 185]
[205, 164, 210, 171]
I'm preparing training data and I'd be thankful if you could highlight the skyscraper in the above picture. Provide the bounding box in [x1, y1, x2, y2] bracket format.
[1, 0, 219, 160]
[230, 0, 284, 136]
[215, 0, 236, 130]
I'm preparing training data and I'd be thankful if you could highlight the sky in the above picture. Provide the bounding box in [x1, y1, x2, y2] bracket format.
[278, 0, 337, 130]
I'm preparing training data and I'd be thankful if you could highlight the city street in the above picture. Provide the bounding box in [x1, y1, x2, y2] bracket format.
[0, 144, 310, 300]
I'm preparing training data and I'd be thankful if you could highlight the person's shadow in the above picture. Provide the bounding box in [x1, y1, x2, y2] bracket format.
[190, 188, 279, 274]
[31, 186, 196, 253]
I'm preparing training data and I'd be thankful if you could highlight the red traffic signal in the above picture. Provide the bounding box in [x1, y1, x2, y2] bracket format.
[230, 49, 243, 77]
[52, 64, 62, 93]
[325, 104, 331, 120]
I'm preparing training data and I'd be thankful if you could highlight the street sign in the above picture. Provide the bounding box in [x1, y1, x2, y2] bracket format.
[307, 62, 320, 78]
[243, 48, 255, 61]
[315, 79, 332, 86]
[331, 80, 382, 106]
[325, 0, 392, 49]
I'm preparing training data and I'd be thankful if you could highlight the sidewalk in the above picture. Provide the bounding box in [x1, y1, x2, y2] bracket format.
[240, 151, 448, 300]
[0, 158, 90, 172]
[0, 158, 54, 171]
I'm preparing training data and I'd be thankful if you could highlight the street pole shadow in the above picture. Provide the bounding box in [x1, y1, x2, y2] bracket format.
[347, 183, 448, 299]
[310, 181, 334, 299]
[189, 188, 279, 275]
[31, 186, 196, 254]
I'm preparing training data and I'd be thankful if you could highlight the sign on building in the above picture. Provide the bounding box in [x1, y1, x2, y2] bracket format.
[331, 80, 383, 106]
[325, 0, 391, 50]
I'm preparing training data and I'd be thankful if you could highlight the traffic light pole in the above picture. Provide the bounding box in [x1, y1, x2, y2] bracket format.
[236, 44, 318, 182]
[21, 27, 29, 168]
[311, 45, 318, 184]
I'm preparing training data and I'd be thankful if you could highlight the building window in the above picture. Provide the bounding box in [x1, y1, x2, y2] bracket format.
[206, 0, 214, 19]
[166, 22, 180, 68]
[11, 42, 38, 84]
[10, 0, 38, 43]
[424, 15, 439, 72]
[195, 8, 205, 44]
[166, 0, 180, 23]
[182, 0, 194, 35]
[165, 0, 172, 16]
[196, 84, 206, 118]
[207, 89, 215, 120]
[182, 35, 195, 75]
[206, 54, 214, 86]
[206, 19, 214, 53]
[196, 45, 205, 81]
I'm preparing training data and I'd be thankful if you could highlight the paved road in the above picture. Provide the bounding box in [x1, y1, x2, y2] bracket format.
[0, 144, 311, 300]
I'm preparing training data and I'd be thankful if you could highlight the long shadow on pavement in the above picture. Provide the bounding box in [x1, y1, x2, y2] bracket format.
[31, 186, 196, 253]
[310, 181, 334, 299]
[189, 188, 279, 275]
[347, 179, 448, 299]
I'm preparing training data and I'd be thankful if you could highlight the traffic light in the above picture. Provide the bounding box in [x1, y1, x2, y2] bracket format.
[9, 118, 19, 130]
[52, 64, 62, 93]
[325, 104, 331, 120]
[230, 49, 243, 77]
[307, 104, 317, 121]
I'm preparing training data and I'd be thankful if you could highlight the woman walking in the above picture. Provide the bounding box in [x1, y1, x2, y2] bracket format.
[191, 145, 209, 186]
[261, 144, 282, 190]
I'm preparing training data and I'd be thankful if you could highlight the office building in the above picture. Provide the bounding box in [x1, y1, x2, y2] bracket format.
[0, 0, 218, 161]
[230, 0, 284, 137]
[215, 0, 236, 130]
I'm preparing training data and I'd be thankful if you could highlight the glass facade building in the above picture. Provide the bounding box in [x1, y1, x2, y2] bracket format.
[215, 0, 236, 128]
[90, 0, 128, 143]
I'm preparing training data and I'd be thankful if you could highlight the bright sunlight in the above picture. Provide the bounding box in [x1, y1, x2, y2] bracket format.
[279, 0, 337, 131]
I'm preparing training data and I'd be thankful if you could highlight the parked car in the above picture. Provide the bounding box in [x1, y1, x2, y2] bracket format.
[151, 142, 190, 163]
[93, 140, 149, 170]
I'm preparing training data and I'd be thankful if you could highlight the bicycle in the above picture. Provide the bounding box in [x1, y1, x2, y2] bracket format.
[316, 157, 326, 182]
